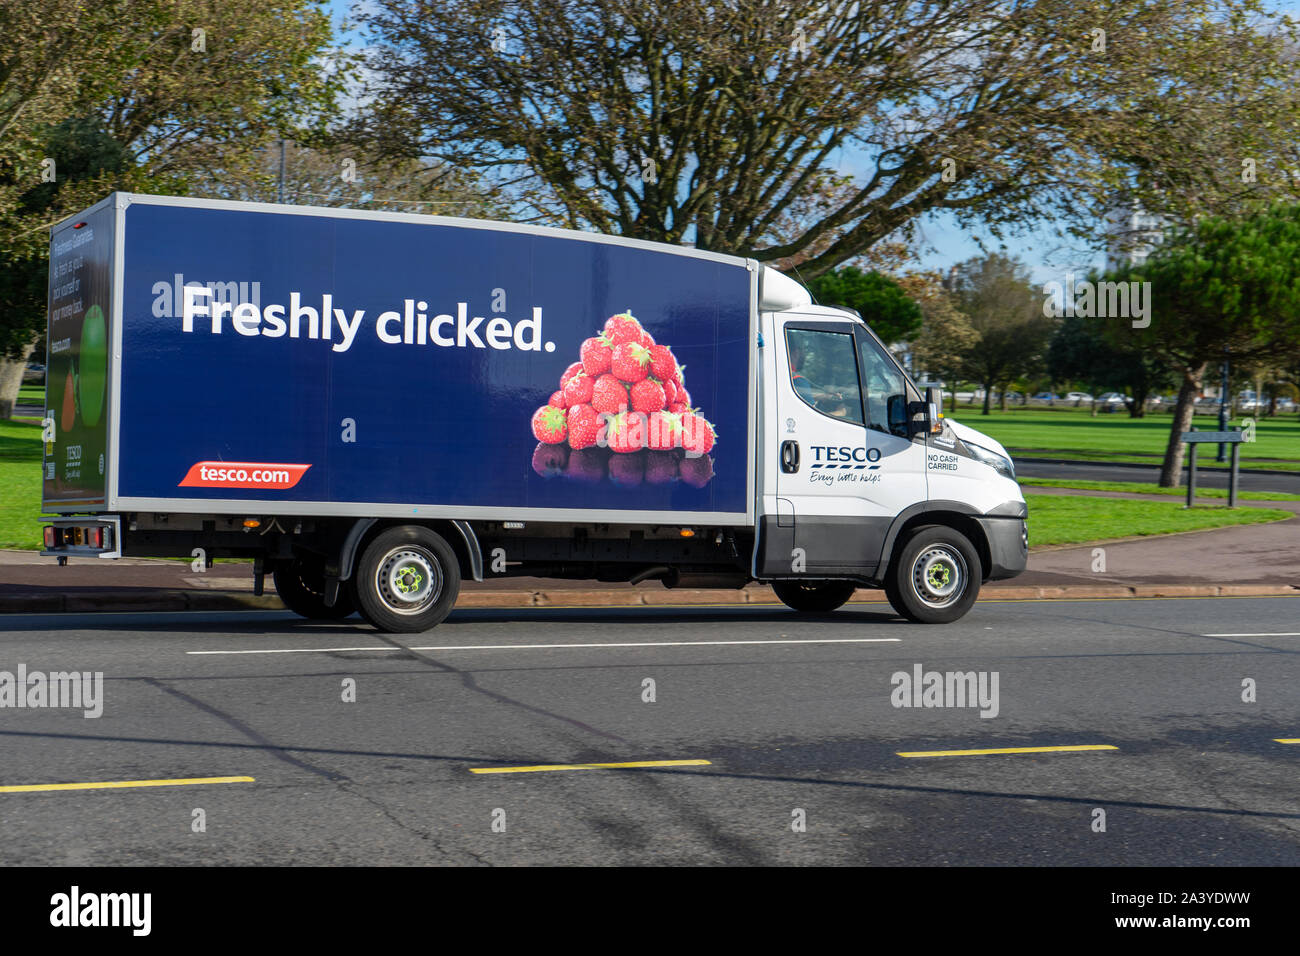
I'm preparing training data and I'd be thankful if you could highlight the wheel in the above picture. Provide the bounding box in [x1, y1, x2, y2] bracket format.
[273, 557, 355, 619]
[772, 580, 858, 613]
[887, 525, 982, 623]
[353, 526, 460, 633]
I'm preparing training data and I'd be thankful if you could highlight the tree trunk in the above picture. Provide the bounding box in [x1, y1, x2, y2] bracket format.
[1128, 389, 1148, 418]
[1159, 363, 1207, 488]
[981, 383, 991, 415]
[999, 388, 1008, 412]
[0, 339, 38, 419]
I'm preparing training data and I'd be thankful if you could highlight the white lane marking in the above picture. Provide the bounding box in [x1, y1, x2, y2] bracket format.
[1203, 632, 1300, 637]
[187, 637, 902, 656]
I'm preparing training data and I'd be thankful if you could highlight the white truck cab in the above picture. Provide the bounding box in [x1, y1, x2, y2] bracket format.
[754, 268, 1027, 622]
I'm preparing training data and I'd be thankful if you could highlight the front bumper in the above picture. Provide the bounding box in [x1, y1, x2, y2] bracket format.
[976, 516, 1028, 581]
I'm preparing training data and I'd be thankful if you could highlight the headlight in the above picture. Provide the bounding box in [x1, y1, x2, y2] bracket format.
[968, 442, 1015, 481]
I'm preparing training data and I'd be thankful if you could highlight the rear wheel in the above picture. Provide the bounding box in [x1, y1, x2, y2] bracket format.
[273, 557, 355, 620]
[887, 525, 981, 624]
[772, 580, 858, 613]
[353, 526, 460, 633]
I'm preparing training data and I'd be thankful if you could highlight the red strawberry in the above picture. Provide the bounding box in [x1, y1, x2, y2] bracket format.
[532, 405, 567, 444]
[549, 390, 567, 409]
[605, 411, 647, 453]
[580, 336, 613, 375]
[666, 401, 688, 414]
[567, 403, 601, 449]
[591, 373, 629, 414]
[562, 371, 594, 406]
[611, 342, 651, 383]
[662, 378, 679, 405]
[630, 378, 665, 413]
[646, 410, 681, 451]
[603, 311, 645, 345]
[647, 344, 676, 382]
[675, 386, 692, 408]
[680, 453, 714, 488]
[532, 442, 569, 477]
[680, 412, 715, 455]
[560, 362, 584, 388]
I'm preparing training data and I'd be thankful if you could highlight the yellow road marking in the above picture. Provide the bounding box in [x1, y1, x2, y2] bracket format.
[470, 759, 710, 775]
[0, 775, 254, 794]
[1276, 738, 1300, 744]
[897, 745, 1118, 758]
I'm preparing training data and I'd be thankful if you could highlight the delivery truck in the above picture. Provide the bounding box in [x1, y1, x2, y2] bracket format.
[38, 192, 1027, 632]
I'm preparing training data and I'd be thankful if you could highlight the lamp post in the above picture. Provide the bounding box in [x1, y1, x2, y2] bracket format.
[1217, 346, 1229, 462]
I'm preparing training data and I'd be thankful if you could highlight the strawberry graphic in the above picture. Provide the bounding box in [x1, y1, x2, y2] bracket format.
[605, 411, 647, 453]
[666, 401, 688, 414]
[663, 378, 679, 405]
[580, 336, 613, 376]
[532, 442, 569, 477]
[680, 412, 715, 455]
[645, 450, 679, 484]
[591, 373, 629, 414]
[630, 378, 665, 413]
[646, 410, 681, 451]
[680, 453, 714, 488]
[675, 385, 692, 408]
[562, 371, 594, 406]
[549, 390, 567, 409]
[609, 452, 645, 486]
[532, 405, 568, 444]
[560, 362, 584, 388]
[647, 344, 677, 382]
[603, 311, 647, 346]
[611, 342, 651, 383]
[566, 447, 608, 482]
[567, 403, 601, 449]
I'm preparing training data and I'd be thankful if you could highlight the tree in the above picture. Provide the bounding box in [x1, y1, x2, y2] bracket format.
[1115, 204, 1300, 485]
[0, 0, 343, 417]
[896, 272, 978, 412]
[354, 0, 1300, 274]
[949, 254, 1053, 415]
[806, 266, 922, 344]
[1048, 313, 1172, 418]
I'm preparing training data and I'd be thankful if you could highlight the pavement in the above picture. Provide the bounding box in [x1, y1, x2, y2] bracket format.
[0, 596, 1296, 865]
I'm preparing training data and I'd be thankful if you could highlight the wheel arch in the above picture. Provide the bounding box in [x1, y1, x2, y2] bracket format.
[879, 503, 992, 583]
[337, 518, 483, 584]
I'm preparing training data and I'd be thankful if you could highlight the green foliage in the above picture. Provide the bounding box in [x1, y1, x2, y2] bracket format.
[806, 267, 922, 343]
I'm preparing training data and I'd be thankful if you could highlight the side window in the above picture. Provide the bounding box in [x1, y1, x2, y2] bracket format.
[785, 327, 864, 425]
[857, 335, 908, 438]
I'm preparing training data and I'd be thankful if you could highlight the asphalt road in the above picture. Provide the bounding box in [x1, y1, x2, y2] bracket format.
[1, 597, 1297, 866]
[1017, 459, 1300, 494]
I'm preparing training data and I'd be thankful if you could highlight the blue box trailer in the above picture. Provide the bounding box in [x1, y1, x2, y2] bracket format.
[41, 193, 1026, 630]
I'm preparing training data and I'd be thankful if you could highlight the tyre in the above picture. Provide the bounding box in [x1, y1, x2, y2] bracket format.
[772, 580, 858, 613]
[273, 557, 355, 619]
[887, 525, 981, 623]
[353, 526, 460, 633]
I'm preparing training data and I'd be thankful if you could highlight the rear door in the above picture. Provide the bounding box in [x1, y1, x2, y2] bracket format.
[769, 313, 926, 576]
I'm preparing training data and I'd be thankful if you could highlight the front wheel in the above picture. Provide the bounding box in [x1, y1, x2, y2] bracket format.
[353, 526, 460, 633]
[886, 525, 981, 624]
[772, 580, 858, 613]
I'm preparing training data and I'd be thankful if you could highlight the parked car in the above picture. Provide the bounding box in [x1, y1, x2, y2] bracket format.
[1097, 392, 1128, 405]
[1031, 392, 1060, 403]
[1065, 391, 1093, 404]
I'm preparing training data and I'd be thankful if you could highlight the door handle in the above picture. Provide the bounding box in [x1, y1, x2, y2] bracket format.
[781, 440, 800, 473]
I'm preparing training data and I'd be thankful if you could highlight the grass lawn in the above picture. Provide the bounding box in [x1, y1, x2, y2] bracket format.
[0, 418, 46, 549]
[1023, 493, 1291, 548]
[1019, 478, 1300, 502]
[17, 384, 44, 405]
[946, 406, 1300, 468]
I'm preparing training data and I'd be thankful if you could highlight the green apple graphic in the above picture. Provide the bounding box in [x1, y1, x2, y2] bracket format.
[78, 305, 107, 427]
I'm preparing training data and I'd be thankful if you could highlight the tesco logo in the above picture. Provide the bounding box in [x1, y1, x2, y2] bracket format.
[810, 445, 881, 463]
